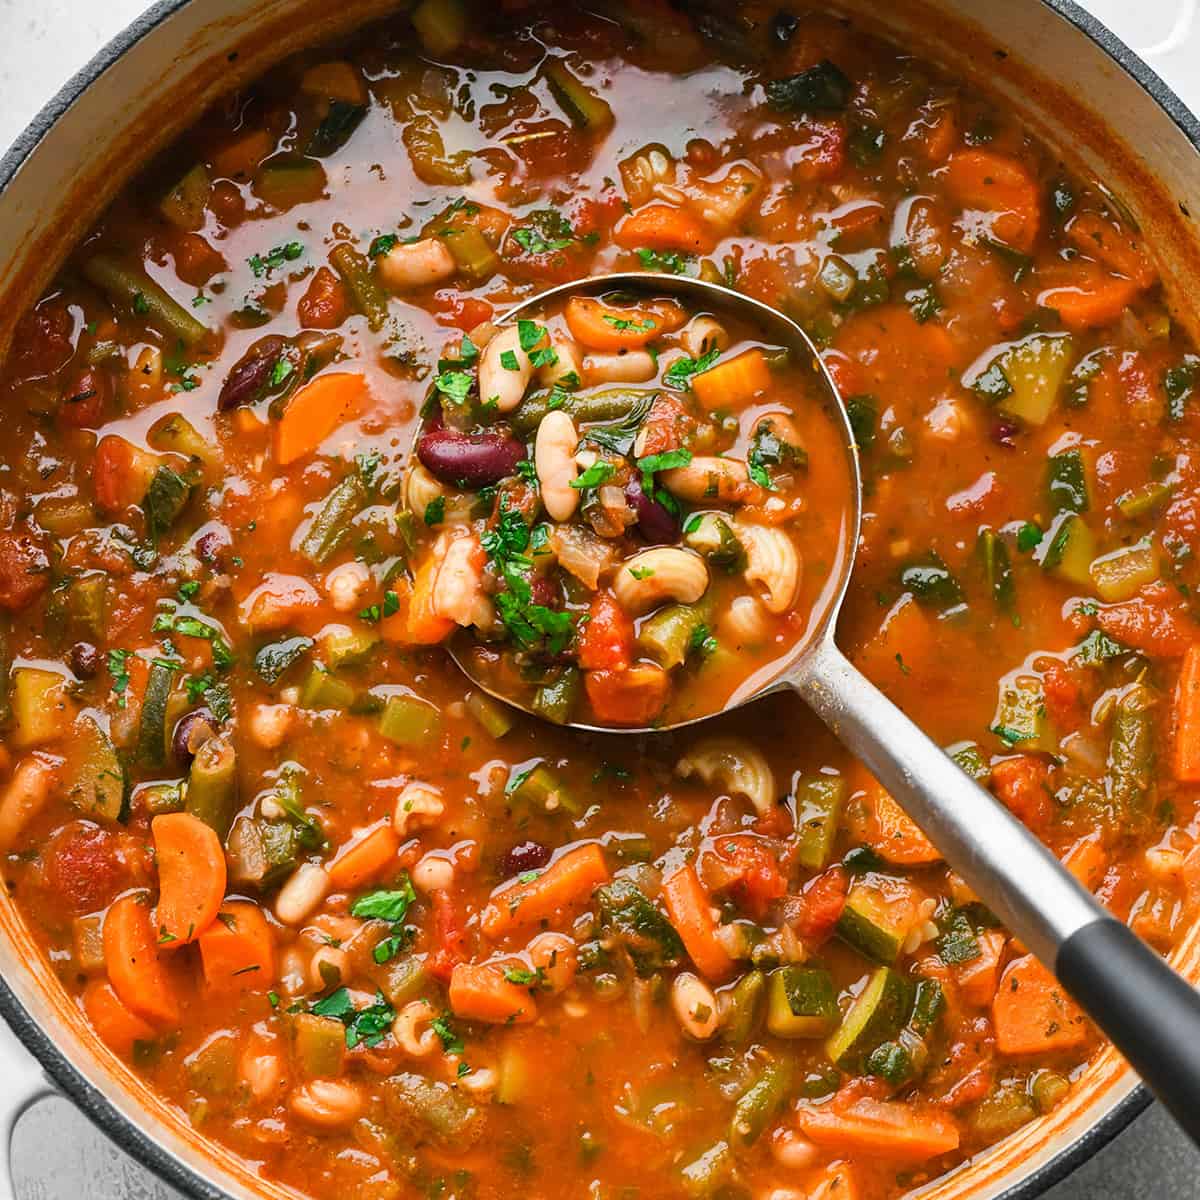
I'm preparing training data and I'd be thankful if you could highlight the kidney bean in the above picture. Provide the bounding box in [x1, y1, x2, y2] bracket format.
[529, 574, 562, 609]
[500, 840, 551, 879]
[69, 642, 100, 679]
[624, 477, 678, 544]
[172, 709, 218, 767]
[217, 335, 289, 411]
[990, 418, 1019, 449]
[417, 427, 527, 488]
[194, 523, 232, 567]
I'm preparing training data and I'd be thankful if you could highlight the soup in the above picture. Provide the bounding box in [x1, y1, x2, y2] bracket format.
[0, 3, 1197, 1199]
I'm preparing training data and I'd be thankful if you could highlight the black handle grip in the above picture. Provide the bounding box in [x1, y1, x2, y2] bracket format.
[1057, 918, 1200, 1144]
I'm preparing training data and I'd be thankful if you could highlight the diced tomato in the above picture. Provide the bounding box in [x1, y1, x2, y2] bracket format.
[0, 529, 49, 611]
[820, 349, 866, 397]
[1041, 663, 1081, 729]
[990, 755, 1053, 832]
[171, 232, 227, 286]
[584, 665, 670, 725]
[11, 300, 73, 377]
[713, 836, 786, 919]
[1097, 582, 1200, 658]
[58, 366, 111, 429]
[794, 866, 848, 942]
[426, 889, 468, 983]
[791, 118, 846, 181]
[297, 266, 349, 329]
[46, 823, 129, 915]
[208, 180, 245, 227]
[430, 291, 494, 331]
[94, 436, 159, 514]
[578, 593, 634, 671]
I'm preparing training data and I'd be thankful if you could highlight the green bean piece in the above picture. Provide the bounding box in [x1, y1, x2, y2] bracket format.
[140, 781, 185, 816]
[720, 970, 765, 1046]
[793, 776, 844, 870]
[330, 243, 390, 331]
[466, 690, 516, 738]
[298, 474, 368, 564]
[435, 224, 498, 282]
[976, 527, 1015, 614]
[637, 604, 705, 670]
[135, 662, 174, 770]
[1107, 682, 1157, 817]
[679, 1140, 734, 1199]
[730, 1059, 791, 1147]
[532, 666, 580, 726]
[378, 694, 441, 746]
[511, 388, 657, 437]
[186, 734, 238, 838]
[1046, 447, 1089, 514]
[82, 254, 210, 346]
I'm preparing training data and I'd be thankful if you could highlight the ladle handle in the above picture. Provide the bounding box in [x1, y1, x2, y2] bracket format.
[793, 638, 1200, 1145]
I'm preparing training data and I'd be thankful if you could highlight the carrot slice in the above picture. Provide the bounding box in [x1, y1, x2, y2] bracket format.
[197, 900, 276, 993]
[955, 928, 1007, 1007]
[480, 843, 610, 939]
[690, 348, 771, 412]
[272, 371, 367, 465]
[328, 822, 401, 889]
[1175, 645, 1200, 781]
[851, 593, 936, 684]
[943, 149, 1040, 252]
[992, 954, 1088, 1055]
[1038, 272, 1140, 331]
[152, 812, 226, 947]
[390, 554, 455, 645]
[82, 978, 157, 1056]
[564, 295, 684, 352]
[1066, 211, 1156, 288]
[613, 203, 716, 254]
[798, 1098, 960, 1162]
[103, 893, 179, 1026]
[449, 961, 537, 1024]
[868, 785, 941, 866]
[211, 128, 275, 181]
[661, 863, 735, 982]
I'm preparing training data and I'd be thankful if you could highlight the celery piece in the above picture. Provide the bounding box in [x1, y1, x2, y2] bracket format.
[1089, 542, 1160, 603]
[184, 1032, 239, 1094]
[320, 625, 379, 669]
[730, 1059, 791, 1147]
[465, 690, 516, 738]
[378, 694, 440, 746]
[1116, 480, 1171, 520]
[680, 1141, 734, 1199]
[637, 604, 706, 670]
[532, 667, 580, 726]
[72, 914, 105, 972]
[793, 776, 844, 869]
[545, 60, 614, 132]
[383, 1072, 481, 1145]
[159, 164, 212, 231]
[300, 666, 357, 711]
[720, 970, 765, 1046]
[291, 1013, 346, 1079]
[435, 224, 498, 282]
[496, 1040, 531, 1106]
[508, 762, 577, 816]
[373, 954, 429, 1008]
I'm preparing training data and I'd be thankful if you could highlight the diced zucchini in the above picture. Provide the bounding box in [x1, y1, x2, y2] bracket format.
[184, 1032, 239, 1094]
[186, 735, 237, 838]
[836, 884, 909, 965]
[995, 334, 1074, 426]
[383, 1072, 481, 1145]
[545, 60, 614, 132]
[720, 970, 765, 1045]
[435, 224, 498, 282]
[976, 528, 1015, 614]
[766, 966, 837, 1038]
[412, 0, 467, 55]
[1107, 682, 1157, 817]
[253, 157, 328, 208]
[379, 693, 440, 746]
[595, 878, 684, 976]
[825, 966, 914, 1071]
[12, 667, 73, 747]
[970, 1086, 1037, 1139]
[139, 781, 185, 816]
[793, 776, 844, 870]
[142, 465, 194, 544]
[898, 552, 964, 610]
[730, 1059, 791, 1146]
[159, 164, 212, 231]
[299, 666, 357, 711]
[374, 953, 430, 1008]
[319, 625, 379, 669]
[508, 762, 577, 817]
[254, 635, 313, 685]
[1038, 512, 1096, 587]
[135, 662, 174, 769]
[1089, 542, 1160, 602]
[65, 714, 127, 822]
[909, 978, 946, 1037]
[1116, 480, 1171, 520]
[682, 514, 745, 569]
[465, 690, 516, 738]
[638, 604, 707, 670]
[226, 815, 301, 887]
[818, 254, 858, 302]
[1046, 448, 1089, 514]
[306, 101, 368, 158]
[947, 740, 991, 783]
[991, 674, 1056, 751]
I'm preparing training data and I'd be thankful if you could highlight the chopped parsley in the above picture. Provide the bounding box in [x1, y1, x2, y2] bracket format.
[430, 1014, 464, 1055]
[637, 448, 692, 493]
[368, 233, 398, 257]
[424, 496, 446, 526]
[132, 292, 150, 315]
[663, 345, 721, 391]
[500, 349, 520, 371]
[635, 248, 693, 274]
[248, 241, 304, 278]
[311, 987, 396, 1048]
[510, 208, 577, 256]
[1016, 522, 1044, 553]
[434, 370, 474, 406]
[689, 623, 718, 656]
[571, 461, 615, 491]
[601, 313, 655, 333]
[107, 649, 131, 706]
[152, 606, 235, 669]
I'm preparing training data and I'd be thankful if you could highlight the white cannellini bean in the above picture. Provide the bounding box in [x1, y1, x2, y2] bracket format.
[393, 999, 440, 1057]
[671, 972, 720, 1040]
[275, 863, 331, 926]
[539, 334, 583, 389]
[583, 349, 657, 386]
[412, 853, 455, 893]
[478, 324, 534, 413]
[535, 409, 582, 522]
[430, 529, 486, 627]
[378, 237, 457, 291]
[394, 781, 445, 836]
[325, 561, 371, 612]
[0, 757, 54, 852]
[239, 1041, 285, 1101]
[248, 703, 295, 750]
[279, 947, 309, 997]
[770, 1127, 819, 1170]
[288, 1079, 364, 1128]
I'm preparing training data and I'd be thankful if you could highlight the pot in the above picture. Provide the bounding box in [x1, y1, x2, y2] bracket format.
[0, 2, 1197, 1198]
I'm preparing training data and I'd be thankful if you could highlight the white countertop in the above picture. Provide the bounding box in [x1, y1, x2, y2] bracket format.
[0, 0, 1194, 1196]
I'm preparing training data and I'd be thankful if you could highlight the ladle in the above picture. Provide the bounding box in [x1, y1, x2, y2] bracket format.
[423, 273, 1200, 1141]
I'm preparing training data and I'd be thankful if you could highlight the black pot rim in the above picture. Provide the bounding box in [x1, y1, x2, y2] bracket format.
[0, 0, 1188, 1197]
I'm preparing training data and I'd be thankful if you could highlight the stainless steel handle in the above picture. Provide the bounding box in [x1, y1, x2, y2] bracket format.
[790, 637, 1101, 964]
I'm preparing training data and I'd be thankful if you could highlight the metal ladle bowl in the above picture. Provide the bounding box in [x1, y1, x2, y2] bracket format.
[426, 273, 1200, 1141]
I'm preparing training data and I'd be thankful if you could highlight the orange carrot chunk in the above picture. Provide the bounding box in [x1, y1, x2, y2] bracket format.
[103, 893, 179, 1027]
[328, 823, 401, 889]
[272, 370, 367, 465]
[992, 953, 1089, 1055]
[613, 203, 716, 255]
[1038, 271, 1141, 331]
[798, 1097, 960, 1162]
[690, 348, 771, 412]
[564, 295, 684, 352]
[661, 863, 735, 982]
[83, 978, 157, 1057]
[943, 149, 1040, 252]
[1174, 644, 1200, 781]
[1066, 211, 1156, 288]
[449, 961, 537, 1024]
[152, 812, 227, 947]
[198, 901, 276, 994]
[480, 842, 610, 939]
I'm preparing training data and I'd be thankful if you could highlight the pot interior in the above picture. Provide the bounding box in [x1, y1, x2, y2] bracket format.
[0, 1, 1195, 1197]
